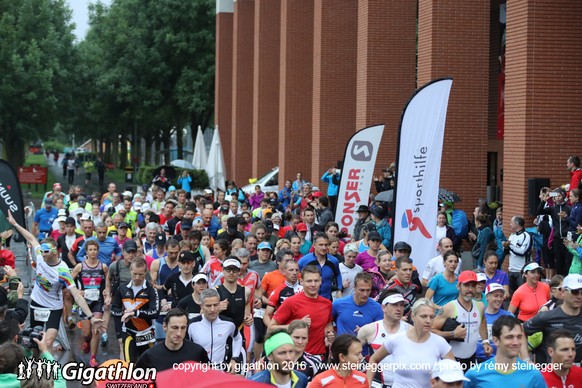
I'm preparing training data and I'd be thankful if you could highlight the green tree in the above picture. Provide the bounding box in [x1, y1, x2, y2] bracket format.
[0, 0, 75, 168]
[73, 0, 215, 165]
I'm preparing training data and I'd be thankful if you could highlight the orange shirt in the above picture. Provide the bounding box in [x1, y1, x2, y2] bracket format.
[309, 369, 368, 388]
[261, 270, 286, 297]
[509, 281, 550, 321]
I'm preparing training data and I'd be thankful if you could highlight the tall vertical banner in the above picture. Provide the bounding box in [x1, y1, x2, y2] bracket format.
[335, 125, 385, 236]
[0, 160, 27, 242]
[393, 79, 453, 272]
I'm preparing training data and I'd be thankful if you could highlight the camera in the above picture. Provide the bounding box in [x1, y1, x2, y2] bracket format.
[18, 326, 43, 349]
[8, 282, 18, 291]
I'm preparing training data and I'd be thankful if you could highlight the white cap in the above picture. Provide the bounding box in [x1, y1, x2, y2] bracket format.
[222, 258, 241, 269]
[476, 273, 487, 283]
[485, 283, 505, 295]
[133, 202, 142, 211]
[563, 274, 582, 290]
[271, 212, 283, 220]
[193, 274, 208, 283]
[57, 216, 67, 223]
[122, 191, 133, 198]
[431, 359, 470, 382]
[382, 294, 409, 306]
[73, 208, 87, 217]
[57, 209, 67, 217]
[523, 262, 543, 273]
[141, 203, 151, 212]
[193, 217, 203, 225]
[80, 213, 92, 221]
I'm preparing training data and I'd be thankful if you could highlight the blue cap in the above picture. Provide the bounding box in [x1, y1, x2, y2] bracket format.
[257, 242, 272, 251]
[168, 186, 176, 192]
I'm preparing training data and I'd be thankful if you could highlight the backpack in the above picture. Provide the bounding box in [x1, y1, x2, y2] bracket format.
[450, 209, 469, 239]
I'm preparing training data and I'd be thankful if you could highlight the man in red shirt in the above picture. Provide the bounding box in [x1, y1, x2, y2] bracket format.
[269, 265, 334, 358]
[542, 329, 582, 387]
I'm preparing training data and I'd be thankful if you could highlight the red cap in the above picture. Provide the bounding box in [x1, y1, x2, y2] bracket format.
[458, 270, 478, 284]
[312, 191, 323, 198]
[296, 223, 308, 232]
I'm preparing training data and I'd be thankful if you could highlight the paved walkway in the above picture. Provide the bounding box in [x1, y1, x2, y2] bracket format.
[10, 154, 125, 387]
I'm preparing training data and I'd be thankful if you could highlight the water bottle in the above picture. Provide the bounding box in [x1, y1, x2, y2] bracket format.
[567, 231, 573, 242]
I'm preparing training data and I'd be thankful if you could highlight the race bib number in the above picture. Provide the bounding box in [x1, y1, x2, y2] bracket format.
[84, 288, 100, 302]
[33, 308, 51, 323]
[371, 382, 383, 388]
[253, 308, 265, 319]
[135, 328, 156, 347]
[188, 313, 200, 320]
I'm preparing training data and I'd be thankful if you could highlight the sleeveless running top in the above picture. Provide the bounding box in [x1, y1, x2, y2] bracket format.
[78, 260, 105, 302]
[216, 284, 246, 329]
[369, 320, 409, 385]
[157, 257, 180, 286]
[450, 299, 482, 358]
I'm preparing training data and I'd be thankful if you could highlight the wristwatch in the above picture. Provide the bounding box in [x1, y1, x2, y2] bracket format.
[482, 339, 490, 345]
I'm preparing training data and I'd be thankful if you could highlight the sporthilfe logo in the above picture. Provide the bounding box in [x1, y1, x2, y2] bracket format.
[401, 209, 432, 239]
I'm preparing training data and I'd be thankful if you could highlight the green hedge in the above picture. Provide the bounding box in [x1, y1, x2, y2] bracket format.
[136, 165, 208, 189]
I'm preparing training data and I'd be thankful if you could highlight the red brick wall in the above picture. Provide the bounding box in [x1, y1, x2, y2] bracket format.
[312, 0, 358, 192]
[356, 1, 417, 179]
[503, 0, 582, 230]
[231, 0, 255, 184]
[418, 0, 491, 216]
[252, 0, 280, 178]
[278, 0, 314, 186]
[215, 2, 234, 177]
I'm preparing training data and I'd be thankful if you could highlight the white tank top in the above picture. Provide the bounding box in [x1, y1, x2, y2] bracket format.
[450, 299, 482, 358]
[369, 320, 409, 385]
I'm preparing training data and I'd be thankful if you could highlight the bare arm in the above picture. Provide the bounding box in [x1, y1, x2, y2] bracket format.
[243, 287, 252, 326]
[268, 317, 289, 334]
[367, 344, 390, 383]
[7, 210, 39, 248]
[263, 305, 275, 327]
[432, 304, 465, 341]
[357, 322, 375, 345]
[424, 288, 436, 305]
[149, 260, 160, 289]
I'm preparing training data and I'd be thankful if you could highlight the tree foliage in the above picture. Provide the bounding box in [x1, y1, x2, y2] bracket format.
[75, 0, 216, 164]
[0, 0, 76, 167]
[1, 0, 216, 169]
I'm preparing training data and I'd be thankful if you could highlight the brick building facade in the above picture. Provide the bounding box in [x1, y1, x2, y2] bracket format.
[216, 0, 582, 231]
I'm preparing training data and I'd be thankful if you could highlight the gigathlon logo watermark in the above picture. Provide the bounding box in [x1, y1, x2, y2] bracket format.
[17, 358, 156, 386]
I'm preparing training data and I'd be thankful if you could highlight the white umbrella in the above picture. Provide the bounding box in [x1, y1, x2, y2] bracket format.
[170, 159, 195, 169]
[207, 127, 227, 193]
[191, 125, 207, 170]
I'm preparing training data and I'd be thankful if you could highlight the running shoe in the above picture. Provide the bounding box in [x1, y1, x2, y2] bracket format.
[100, 333, 108, 347]
[89, 356, 98, 367]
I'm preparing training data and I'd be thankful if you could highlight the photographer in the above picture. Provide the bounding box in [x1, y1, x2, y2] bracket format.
[6, 210, 104, 351]
[0, 266, 28, 324]
[0, 328, 65, 387]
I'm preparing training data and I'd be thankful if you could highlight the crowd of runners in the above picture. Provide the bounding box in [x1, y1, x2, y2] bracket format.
[0, 155, 582, 387]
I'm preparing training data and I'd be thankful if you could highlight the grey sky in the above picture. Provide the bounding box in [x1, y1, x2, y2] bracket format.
[68, 0, 112, 41]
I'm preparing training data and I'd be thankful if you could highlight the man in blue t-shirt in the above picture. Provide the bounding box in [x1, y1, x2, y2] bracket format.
[332, 272, 383, 336]
[33, 198, 58, 238]
[298, 233, 342, 300]
[76, 222, 122, 266]
[465, 315, 546, 388]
